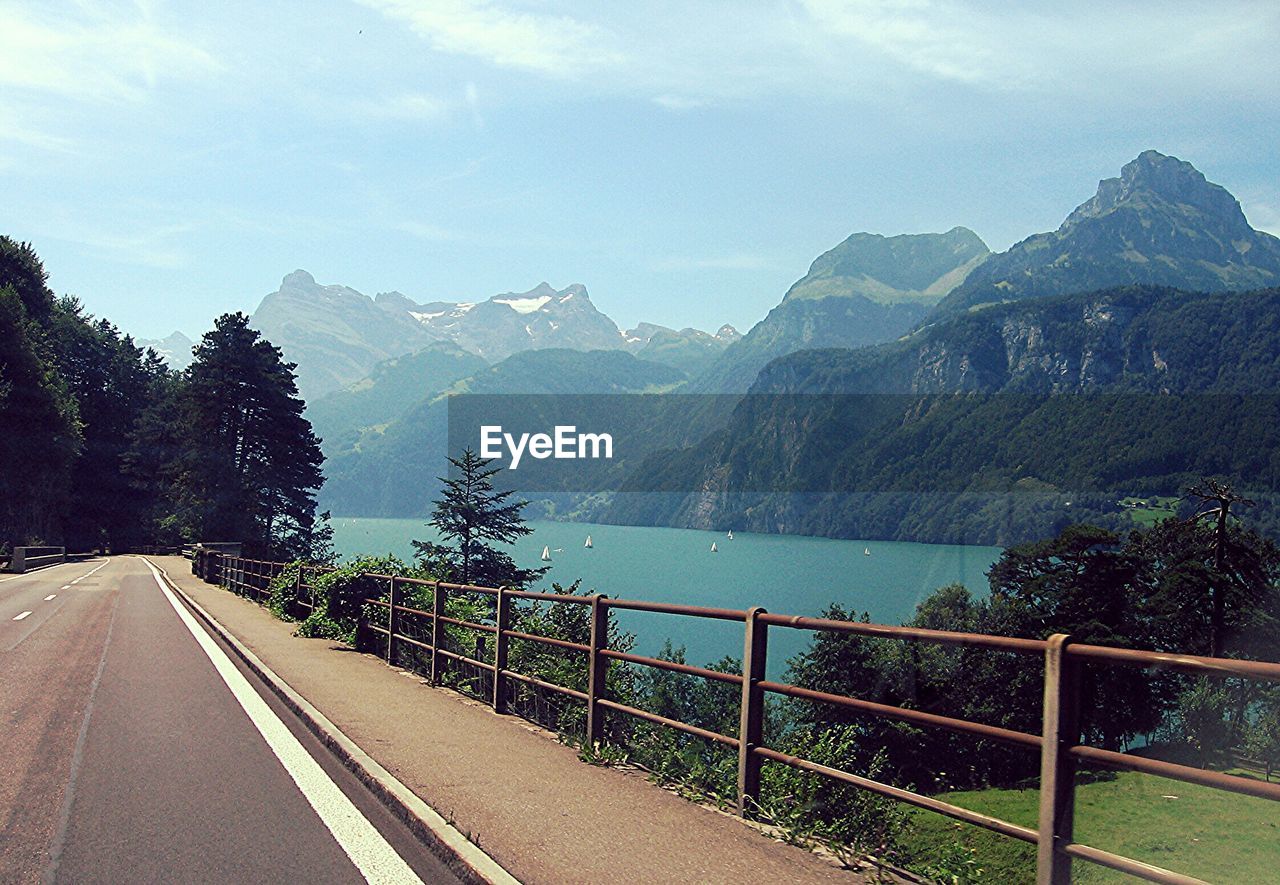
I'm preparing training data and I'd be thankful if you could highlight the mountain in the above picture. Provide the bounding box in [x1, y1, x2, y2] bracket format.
[250, 270, 439, 401]
[137, 331, 195, 370]
[397, 282, 626, 362]
[931, 151, 1280, 319]
[250, 274, 659, 401]
[321, 349, 688, 516]
[306, 341, 488, 458]
[692, 227, 989, 392]
[620, 322, 742, 376]
[607, 284, 1280, 544]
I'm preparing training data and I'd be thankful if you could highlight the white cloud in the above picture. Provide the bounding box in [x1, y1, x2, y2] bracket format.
[357, 0, 623, 74]
[71, 221, 197, 270]
[0, 1, 221, 105]
[358, 0, 1280, 109]
[653, 95, 707, 112]
[654, 252, 777, 272]
[396, 220, 460, 241]
[357, 91, 451, 122]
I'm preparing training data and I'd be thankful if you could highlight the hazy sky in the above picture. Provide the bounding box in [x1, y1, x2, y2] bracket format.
[4, 1, 1279, 340]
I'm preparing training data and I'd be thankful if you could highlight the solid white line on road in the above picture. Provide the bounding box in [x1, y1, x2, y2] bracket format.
[46, 595, 57, 601]
[13, 611, 32, 621]
[62, 586, 71, 590]
[143, 560, 424, 885]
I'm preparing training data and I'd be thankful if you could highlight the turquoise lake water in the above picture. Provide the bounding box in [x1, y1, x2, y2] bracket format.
[332, 517, 1002, 677]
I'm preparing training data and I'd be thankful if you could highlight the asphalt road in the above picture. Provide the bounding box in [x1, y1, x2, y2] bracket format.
[0, 557, 462, 884]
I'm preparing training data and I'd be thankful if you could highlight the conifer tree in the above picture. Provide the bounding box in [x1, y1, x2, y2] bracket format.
[413, 449, 546, 588]
[176, 312, 325, 557]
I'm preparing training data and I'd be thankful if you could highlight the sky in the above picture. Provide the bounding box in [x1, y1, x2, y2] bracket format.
[3, 1, 1279, 342]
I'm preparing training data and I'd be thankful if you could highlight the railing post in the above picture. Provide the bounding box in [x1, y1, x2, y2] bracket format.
[494, 587, 511, 714]
[1037, 633, 1079, 885]
[430, 582, 445, 685]
[387, 575, 398, 665]
[294, 566, 303, 616]
[738, 606, 769, 817]
[586, 594, 609, 746]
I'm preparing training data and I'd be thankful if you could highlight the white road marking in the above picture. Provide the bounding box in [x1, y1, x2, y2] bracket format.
[143, 560, 423, 885]
[13, 611, 32, 621]
[61, 586, 71, 590]
[46, 595, 57, 601]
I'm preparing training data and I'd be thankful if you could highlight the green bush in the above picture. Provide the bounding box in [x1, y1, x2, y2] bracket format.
[296, 555, 416, 643]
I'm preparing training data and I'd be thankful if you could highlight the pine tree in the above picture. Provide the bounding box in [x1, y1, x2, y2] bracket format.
[413, 449, 546, 588]
[175, 313, 325, 557]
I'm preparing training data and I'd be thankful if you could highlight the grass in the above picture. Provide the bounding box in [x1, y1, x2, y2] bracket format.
[1119, 496, 1179, 528]
[897, 770, 1279, 882]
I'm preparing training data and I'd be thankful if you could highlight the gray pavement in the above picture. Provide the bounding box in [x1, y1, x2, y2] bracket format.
[0, 556, 461, 884]
[151, 555, 870, 885]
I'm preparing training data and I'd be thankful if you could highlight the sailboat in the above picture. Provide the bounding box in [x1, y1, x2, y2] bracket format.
[727, 530, 734, 540]
[585, 535, 593, 548]
[541, 545, 551, 561]
[710, 542, 718, 553]
[864, 547, 871, 556]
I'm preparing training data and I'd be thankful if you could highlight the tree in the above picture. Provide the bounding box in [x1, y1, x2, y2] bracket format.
[175, 313, 325, 557]
[0, 284, 80, 547]
[1187, 479, 1258, 657]
[413, 449, 545, 588]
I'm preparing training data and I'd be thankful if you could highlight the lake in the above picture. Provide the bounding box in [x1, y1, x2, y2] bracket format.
[331, 517, 1002, 678]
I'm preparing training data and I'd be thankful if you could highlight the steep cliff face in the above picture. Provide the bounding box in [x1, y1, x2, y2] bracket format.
[607, 285, 1280, 543]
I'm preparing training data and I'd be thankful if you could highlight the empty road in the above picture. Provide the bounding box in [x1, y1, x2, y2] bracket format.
[0, 556, 461, 884]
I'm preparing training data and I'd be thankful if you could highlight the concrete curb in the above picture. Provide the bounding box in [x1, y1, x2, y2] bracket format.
[143, 558, 521, 885]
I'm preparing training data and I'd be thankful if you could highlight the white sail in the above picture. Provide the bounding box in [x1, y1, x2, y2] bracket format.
[864, 547, 871, 556]
[710, 542, 718, 553]
[585, 535, 593, 548]
[727, 530, 734, 540]
[541, 545, 551, 561]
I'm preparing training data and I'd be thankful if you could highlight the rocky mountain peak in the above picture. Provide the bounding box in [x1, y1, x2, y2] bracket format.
[1062, 149, 1246, 233]
[281, 269, 317, 288]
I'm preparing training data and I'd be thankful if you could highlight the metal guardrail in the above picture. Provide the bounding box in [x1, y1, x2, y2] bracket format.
[192, 551, 1279, 885]
[6, 546, 66, 572]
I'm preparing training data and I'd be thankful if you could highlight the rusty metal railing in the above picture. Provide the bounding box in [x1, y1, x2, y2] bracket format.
[193, 550, 1279, 885]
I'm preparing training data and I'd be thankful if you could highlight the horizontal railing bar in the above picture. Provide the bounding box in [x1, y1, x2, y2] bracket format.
[602, 598, 747, 622]
[602, 649, 744, 685]
[1060, 842, 1208, 885]
[505, 589, 593, 604]
[1069, 745, 1280, 801]
[393, 633, 432, 653]
[438, 582, 500, 596]
[752, 746, 1039, 844]
[434, 648, 497, 671]
[394, 603, 434, 619]
[759, 613, 1047, 653]
[437, 615, 497, 633]
[367, 625, 389, 636]
[596, 698, 739, 747]
[365, 599, 390, 609]
[503, 630, 590, 653]
[1066, 643, 1280, 683]
[758, 680, 1040, 749]
[502, 669, 589, 702]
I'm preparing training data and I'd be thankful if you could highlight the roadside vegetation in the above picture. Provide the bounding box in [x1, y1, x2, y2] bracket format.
[1, 237, 327, 559]
[245, 451, 1280, 882]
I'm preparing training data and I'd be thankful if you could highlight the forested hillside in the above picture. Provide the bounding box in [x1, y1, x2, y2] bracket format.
[608, 285, 1280, 544]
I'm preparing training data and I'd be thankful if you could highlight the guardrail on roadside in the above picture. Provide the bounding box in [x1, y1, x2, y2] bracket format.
[5, 546, 66, 573]
[193, 549, 1280, 885]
